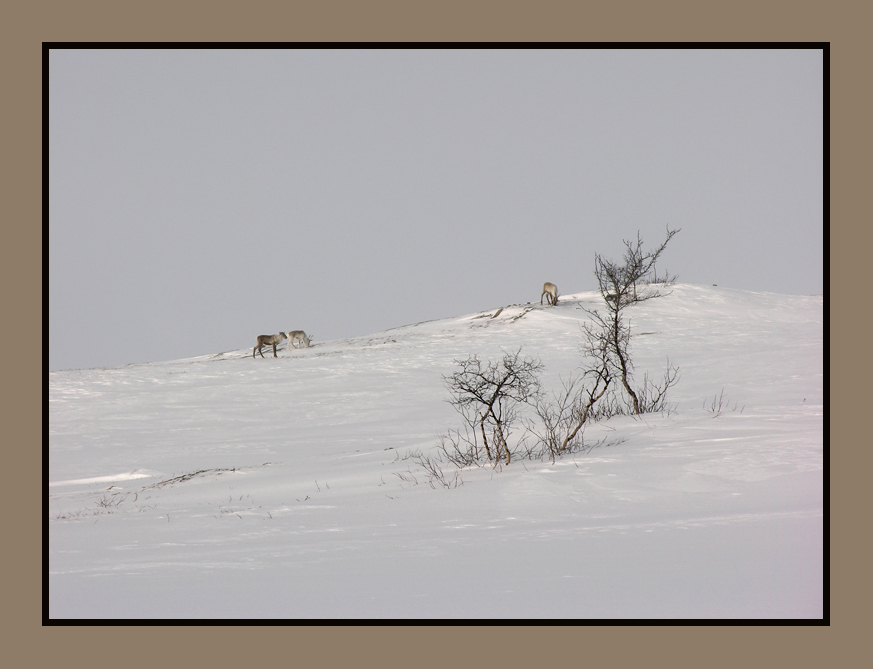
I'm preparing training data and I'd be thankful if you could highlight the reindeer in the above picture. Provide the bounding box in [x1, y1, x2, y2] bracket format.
[541, 282, 559, 306]
[253, 332, 287, 358]
[288, 330, 312, 349]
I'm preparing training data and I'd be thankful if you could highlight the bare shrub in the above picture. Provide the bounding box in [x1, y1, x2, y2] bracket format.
[436, 426, 481, 468]
[413, 451, 464, 489]
[442, 349, 543, 465]
[527, 366, 611, 462]
[704, 389, 744, 417]
[637, 365, 680, 414]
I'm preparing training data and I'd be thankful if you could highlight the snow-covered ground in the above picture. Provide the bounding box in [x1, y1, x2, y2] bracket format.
[48, 284, 824, 619]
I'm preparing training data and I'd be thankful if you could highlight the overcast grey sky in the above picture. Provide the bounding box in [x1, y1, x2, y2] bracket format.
[49, 49, 823, 372]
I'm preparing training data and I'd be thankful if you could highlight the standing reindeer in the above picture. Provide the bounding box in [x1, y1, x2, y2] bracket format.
[288, 330, 312, 349]
[541, 282, 559, 306]
[253, 332, 287, 358]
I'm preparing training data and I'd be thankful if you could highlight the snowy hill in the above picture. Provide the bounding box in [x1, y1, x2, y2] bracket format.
[48, 284, 824, 619]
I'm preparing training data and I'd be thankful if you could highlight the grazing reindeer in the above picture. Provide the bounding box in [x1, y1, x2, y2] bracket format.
[253, 332, 287, 358]
[288, 330, 312, 349]
[541, 282, 559, 306]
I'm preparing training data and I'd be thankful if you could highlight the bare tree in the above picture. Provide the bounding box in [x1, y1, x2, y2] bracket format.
[595, 227, 680, 306]
[586, 228, 681, 415]
[442, 350, 543, 465]
[581, 300, 679, 416]
[582, 302, 642, 414]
